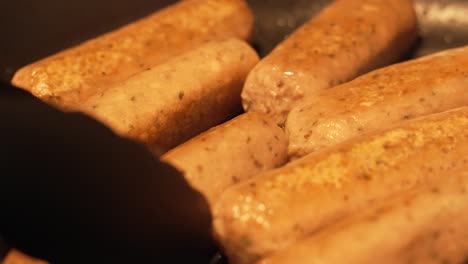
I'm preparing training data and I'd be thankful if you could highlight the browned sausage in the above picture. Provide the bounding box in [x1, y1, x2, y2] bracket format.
[286, 45, 468, 159]
[258, 170, 468, 264]
[213, 107, 468, 264]
[79, 39, 259, 150]
[162, 112, 288, 206]
[12, 0, 254, 110]
[241, 0, 417, 125]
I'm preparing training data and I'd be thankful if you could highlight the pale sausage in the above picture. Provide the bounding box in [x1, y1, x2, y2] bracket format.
[162, 112, 288, 206]
[79, 39, 259, 150]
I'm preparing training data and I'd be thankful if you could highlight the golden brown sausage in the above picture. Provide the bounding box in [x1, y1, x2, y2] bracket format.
[213, 107, 468, 264]
[12, 0, 254, 110]
[79, 39, 259, 150]
[257, 170, 468, 264]
[162, 112, 288, 206]
[286, 45, 468, 159]
[241, 0, 417, 125]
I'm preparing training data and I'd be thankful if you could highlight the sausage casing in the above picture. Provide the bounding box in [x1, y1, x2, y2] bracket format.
[286, 45, 468, 159]
[79, 39, 259, 150]
[258, 170, 468, 264]
[162, 112, 288, 206]
[12, 0, 254, 110]
[214, 107, 468, 264]
[241, 0, 417, 124]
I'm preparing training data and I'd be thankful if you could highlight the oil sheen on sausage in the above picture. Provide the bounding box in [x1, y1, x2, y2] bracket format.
[286, 45, 468, 159]
[161, 112, 288, 206]
[11, 0, 254, 110]
[241, 0, 417, 125]
[79, 39, 259, 150]
[213, 107, 468, 264]
[257, 170, 468, 264]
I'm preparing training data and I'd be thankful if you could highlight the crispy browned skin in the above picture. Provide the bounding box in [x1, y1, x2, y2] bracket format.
[11, 0, 254, 110]
[79, 39, 259, 150]
[3, 250, 48, 264]
[286, 45, 468, 159]
[257, 170, 468, 264]
[213, 107, 468, 264]
[161, 112, 288, 206]
[242, 0, 417, 125]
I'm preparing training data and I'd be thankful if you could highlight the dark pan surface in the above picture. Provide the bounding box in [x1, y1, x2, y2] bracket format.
[1, 0, 468, 82]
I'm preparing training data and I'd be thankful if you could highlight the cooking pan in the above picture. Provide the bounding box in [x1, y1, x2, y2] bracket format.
[0, 0, 468, 263]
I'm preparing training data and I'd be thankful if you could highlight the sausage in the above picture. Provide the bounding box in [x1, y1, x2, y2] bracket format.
[161, 112, 288, 206]
[286, 45, 468, 159]
[78, 39, 259, 151]
[213, 107, 468, 264]
[11, 0, 254, 110]
[3, 250, 48, 264]
[257, 170, 468, 264]
[241, 0, 417, 125]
